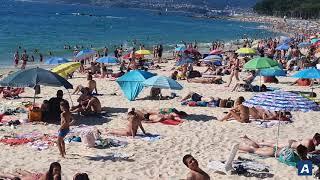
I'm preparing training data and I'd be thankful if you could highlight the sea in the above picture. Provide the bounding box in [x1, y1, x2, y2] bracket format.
[0, 0, 279, 66]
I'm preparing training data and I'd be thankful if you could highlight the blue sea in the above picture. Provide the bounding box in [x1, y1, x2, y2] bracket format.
[0, 0, 278, 66]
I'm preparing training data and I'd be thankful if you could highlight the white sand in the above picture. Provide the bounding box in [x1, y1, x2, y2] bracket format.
[0, 61, 319, 180]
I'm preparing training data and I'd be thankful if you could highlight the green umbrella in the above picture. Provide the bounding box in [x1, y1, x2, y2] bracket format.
[244, 57, 280, 91]
[244, 57, 279, 70]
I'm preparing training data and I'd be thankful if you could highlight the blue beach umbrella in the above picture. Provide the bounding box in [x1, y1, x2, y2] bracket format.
[297, 42, 312, 48]
[261, 67, 287, 77]
[143, 76, 183, 90]
[175, 57, 194, 66]
[75, 49, 96, 59]
[116, 70, 155, 101]
[175, 46, 186, 52]
[292, 67, 320, 79]
[96, 56, 119, 64]
[279, 36, 292, 44]
[203, 55, 222, 61]
[243, 91, 318, 157]
[45, 57, 70, 65]
[275, 44, 290, 51]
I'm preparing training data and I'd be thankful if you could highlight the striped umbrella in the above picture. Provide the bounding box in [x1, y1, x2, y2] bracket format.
[203, 55, 222, 61]
[243, 91, 318, 156]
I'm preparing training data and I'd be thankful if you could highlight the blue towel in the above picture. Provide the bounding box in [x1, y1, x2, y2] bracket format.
[137, 134, 161, 142]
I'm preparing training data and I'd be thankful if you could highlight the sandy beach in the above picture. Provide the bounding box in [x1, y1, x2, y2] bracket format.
[0, 56, 319, 179]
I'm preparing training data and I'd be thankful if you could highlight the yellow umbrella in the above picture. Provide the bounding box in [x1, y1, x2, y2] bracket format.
[51, 62, 81, 78]
[135, 49, 151, 55]
[236, 48, 256, 55]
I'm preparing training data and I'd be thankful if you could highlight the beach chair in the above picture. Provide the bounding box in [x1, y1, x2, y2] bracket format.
[207, 143, 239, 175]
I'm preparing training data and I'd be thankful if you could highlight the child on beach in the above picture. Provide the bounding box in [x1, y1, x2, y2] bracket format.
[58, 101, 74, 158]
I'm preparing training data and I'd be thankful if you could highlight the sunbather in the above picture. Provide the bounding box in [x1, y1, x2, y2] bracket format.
[0, 162, 61, 180]
[249, 107, 291, 121]
[107, 108, 147, 138]
[219, 96, 250, 123]
[258, 133, 320, 154]
[72, 74, 98, 95]
[181, 92, 213, 102]
[187, 76, 223, 84]
[2, 87, 24, 99]
[231, 70, 256, 92]
[183, 154, 210, 180]
[239, 135, 308, 166]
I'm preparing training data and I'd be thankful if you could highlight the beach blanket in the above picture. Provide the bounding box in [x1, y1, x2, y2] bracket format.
[181, 101, 214, 107]
[85, 152, 134, 162]
[136, 134, 161, 142]
[95, 138, 128, 149]
[208, 157, 273, 178]
[160, 119, 184, 125]
[0, 138, 33, 145]
[228, 118, 291, 128]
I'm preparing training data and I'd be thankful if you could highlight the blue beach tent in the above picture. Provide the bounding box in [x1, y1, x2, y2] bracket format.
[116, 70, 155, 101]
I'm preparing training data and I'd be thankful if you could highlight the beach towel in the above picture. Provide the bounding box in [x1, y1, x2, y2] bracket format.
[85, 152, 134, 162]
[95, 138, 128, 149]
[136, 134, 161, 142]
[0, 138, 33, 145]
[160, 119, 184, 125]
[228, 118, 291, 128]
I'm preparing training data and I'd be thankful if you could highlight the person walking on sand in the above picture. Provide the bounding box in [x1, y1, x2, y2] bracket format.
[13, 51, 19, 67]
[57, 101, 74, 158]
[183, 154, 210, 180]
[226, 53, 240, 87]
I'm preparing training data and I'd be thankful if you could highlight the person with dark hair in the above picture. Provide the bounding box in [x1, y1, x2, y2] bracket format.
[48, 90, 66, 123]
[58, 101, 74, 158]
[219, 96, 249, 123]
[182, 154, 210, 180]
[72, 74, 97, 95]
[73, 173, 90, 180]
[41, 162, 62, 180]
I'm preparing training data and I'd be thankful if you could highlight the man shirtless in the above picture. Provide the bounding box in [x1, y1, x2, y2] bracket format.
[187, 76, 223, 84]
[220, 96, 249, 123]
[183, 154, 210, 180]
[72, 74, 97, 94]
[71, 93, 101, 115]
[107, 108, 147, 138]
[258, 133, 320, 154]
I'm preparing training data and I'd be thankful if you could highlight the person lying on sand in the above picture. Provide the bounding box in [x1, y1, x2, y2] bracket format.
[219, 96, 249, 123]
[187, 76, 223, 84]
[181, 92, 214, 102]
[183, 154, 210, 180]
[72, 74, 98, 95]
[239, 135, 309, 165]
[257, 133, 320, 154]
[0, 162, 61, 180]
[107, 108, 147, 138]
[249, 107, 291, 121]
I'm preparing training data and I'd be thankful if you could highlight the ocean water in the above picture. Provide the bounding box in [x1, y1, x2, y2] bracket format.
[0, 0, 278, 66]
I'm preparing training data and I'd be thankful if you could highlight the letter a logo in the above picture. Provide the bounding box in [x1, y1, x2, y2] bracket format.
[297, 160, 312, 176]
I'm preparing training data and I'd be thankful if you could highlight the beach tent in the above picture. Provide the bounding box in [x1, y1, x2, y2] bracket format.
[116, 70, 155, 101]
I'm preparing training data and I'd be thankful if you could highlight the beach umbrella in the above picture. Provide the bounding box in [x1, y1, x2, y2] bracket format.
[175, 46, 186, 52]
[209, 49, 223, 55]
[279, 36, 292, 44]
[203, 55, 222, 61]
[235, 48, 256, 55]
[45, 57, 70, 65]
[260, 66, 287, 77]
[135, 49, 151, 55]
[116, 70, 155, 101]
[243, 91, 318, 157]
[297, 42, 312, 48]
[96, 56, 119, 64]
[244, 57, 279, 91]
[75, 49, 96, 59]
[175, 57, 194, 66]
[52, 62, 81, 78]
[122, 53, 144, 60]
[275, 44, 290, 51]
[143, 76, 183, 90]
[292, 67, 320, 79]
[0, 67, 73, 103]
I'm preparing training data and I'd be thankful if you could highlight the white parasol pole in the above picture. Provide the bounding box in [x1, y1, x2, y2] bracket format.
[275, 111, 281, 158]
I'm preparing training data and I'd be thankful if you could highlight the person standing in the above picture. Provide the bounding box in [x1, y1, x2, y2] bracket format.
[226, 53, 240, 87]
[103, 46, 108, 57]
[21, 50, 28, 69]
[158, 44, 163, 63]
[13, 51, 19, 67]
[39, 53, 43, 63]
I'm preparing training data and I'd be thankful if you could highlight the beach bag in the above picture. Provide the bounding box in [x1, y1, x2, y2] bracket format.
[28, 106, 42, 122]
[80, 131, 96, 148]
[219, 99, 227, 108]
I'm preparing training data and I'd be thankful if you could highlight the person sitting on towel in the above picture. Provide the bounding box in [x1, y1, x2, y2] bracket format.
[219, 96, 249, 123]
[71, 91, 101, 115]
[183, 154, 210, 180]
[107, 108, 147, 138]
